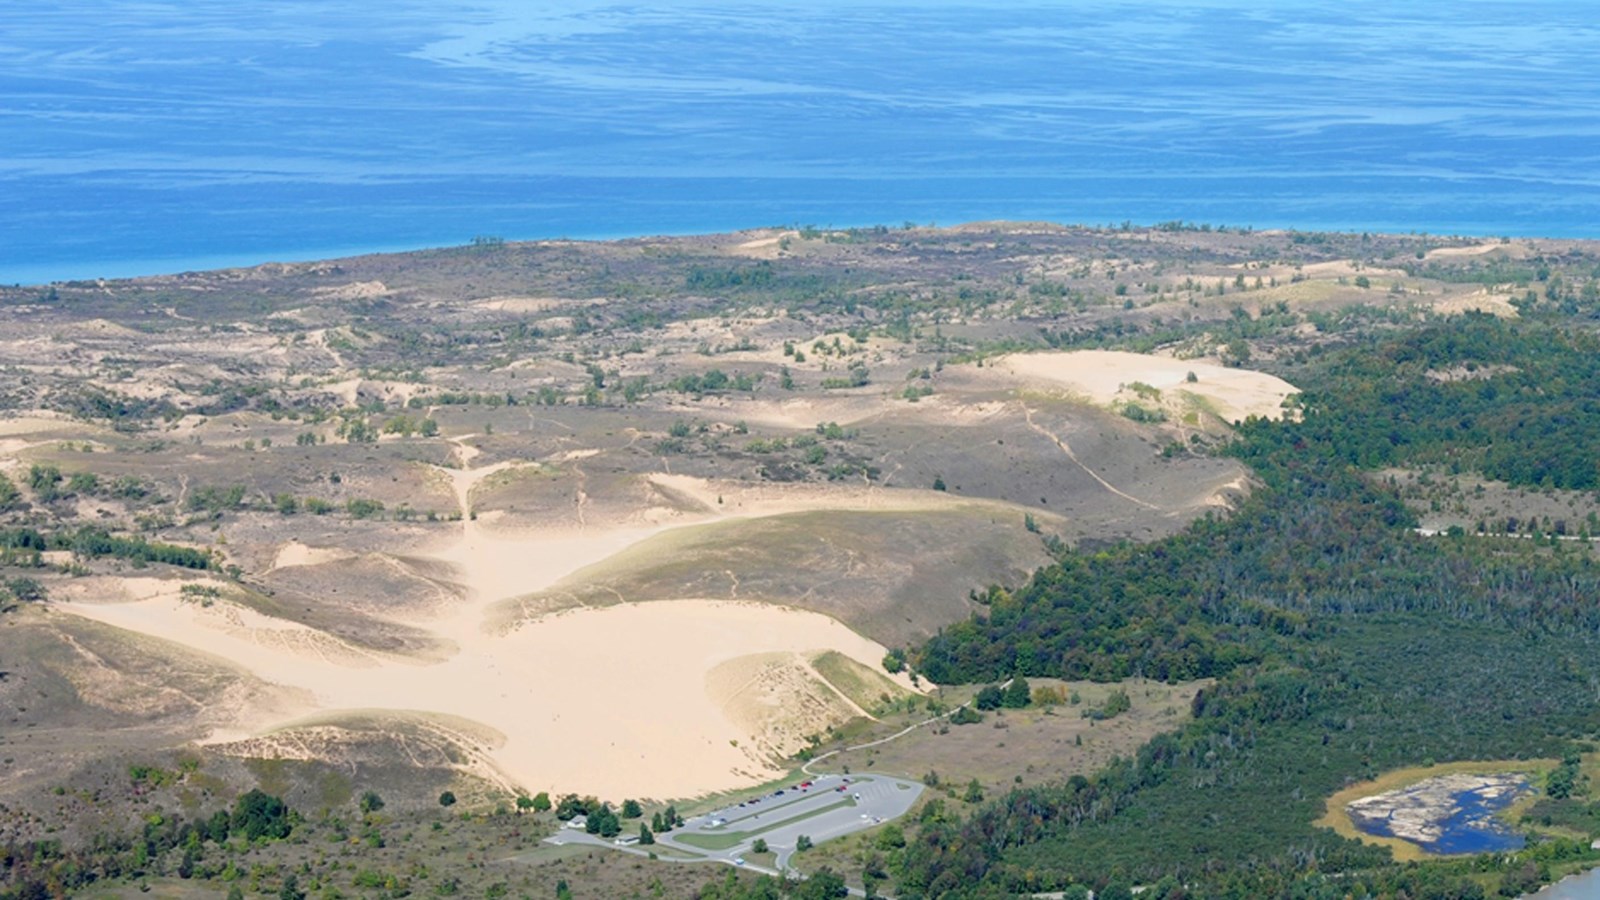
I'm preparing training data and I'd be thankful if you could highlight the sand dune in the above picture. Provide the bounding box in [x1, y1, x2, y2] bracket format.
[995, 350, 1299, 422]
[53, 452, 918, 800]
[59, 595, 902, 800]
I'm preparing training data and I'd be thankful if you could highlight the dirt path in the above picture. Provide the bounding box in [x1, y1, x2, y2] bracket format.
[1018, 403, 1158, 510]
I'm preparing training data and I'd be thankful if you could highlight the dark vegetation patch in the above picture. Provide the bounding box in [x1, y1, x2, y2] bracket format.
[884, 316, 1600, 897]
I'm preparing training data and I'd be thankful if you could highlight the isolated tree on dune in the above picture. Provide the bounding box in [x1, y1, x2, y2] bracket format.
[1002, 676, 1031, 709]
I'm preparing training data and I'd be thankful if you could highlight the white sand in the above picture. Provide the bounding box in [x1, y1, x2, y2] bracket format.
[995, 350, 1299, 422]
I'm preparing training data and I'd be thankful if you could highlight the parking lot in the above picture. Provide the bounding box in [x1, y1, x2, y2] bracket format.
[545, 772, 924, 875]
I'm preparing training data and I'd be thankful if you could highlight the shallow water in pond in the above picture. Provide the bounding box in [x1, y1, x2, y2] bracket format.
[1352, 777, 1528, 855]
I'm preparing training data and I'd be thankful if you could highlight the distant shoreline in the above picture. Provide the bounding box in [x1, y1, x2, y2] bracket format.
[4, 218, 1580, 289]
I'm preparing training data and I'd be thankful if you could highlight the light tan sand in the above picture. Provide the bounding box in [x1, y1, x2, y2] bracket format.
[1432, 289, 1519, 318]
[270, 541, 355, 571]
[476, 296, 572, 314]
[1298, 260, 1405, 280]
[645, 472, 974, 519]
[59, 595, 900, 800]
[0, 414, 90, 437]
[730, 229, 797, 258]
[53, 447, 919, 800]
[311, 281, 389, 301]
[1424, 242, 1503, 259]
[994, 350, 1299, 422]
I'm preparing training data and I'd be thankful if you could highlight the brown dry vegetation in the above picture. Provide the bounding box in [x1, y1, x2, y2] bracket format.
[828, 679, 1204, 795]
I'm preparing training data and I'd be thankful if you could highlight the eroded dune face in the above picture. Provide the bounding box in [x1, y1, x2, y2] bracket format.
[33, 345, 1297, 800]
[53, 448, 921, 799]
[62, 591, 900, 800]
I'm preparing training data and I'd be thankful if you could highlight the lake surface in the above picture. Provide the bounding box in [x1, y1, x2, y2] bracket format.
[1527, 867, 1600, 899]
[4, 1, 1600, 283]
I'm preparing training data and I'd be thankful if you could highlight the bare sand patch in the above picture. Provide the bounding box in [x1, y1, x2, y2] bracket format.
[61, 318, 142, 338]
[476, 296, 572, 314]
[1425, 242, 1504, 259]
[644, 472, 972, 519]
[1298, 260, 1405, 280]
[0, 414, 92, 438]
[312, 281, 389, 301]
[729, 229, 797, 258]
[271, 541, 357, 571]
[994, 350, 1299, 422]
[706, 394, 900, 430]
[706, 650, 866, 760]
[1432, 289, 1519, 318]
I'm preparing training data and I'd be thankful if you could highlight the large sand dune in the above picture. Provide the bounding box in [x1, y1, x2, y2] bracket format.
[52, 452, 917, 801]
[58, 594, 896, 800]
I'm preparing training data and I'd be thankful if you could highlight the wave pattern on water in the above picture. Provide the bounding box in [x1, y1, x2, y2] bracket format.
[3, 1, 1599, 282]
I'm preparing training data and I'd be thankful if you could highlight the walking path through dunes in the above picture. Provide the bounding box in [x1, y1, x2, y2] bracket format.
[56, 597, 912, 800]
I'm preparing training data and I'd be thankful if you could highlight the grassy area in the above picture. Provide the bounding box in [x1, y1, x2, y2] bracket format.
[1315, 758, 1556, 862]
[670, 766, 811, 819]
[507, 505, 1055, 645]
[811, 650, 911, 715]
[829, 678, 1203, 796]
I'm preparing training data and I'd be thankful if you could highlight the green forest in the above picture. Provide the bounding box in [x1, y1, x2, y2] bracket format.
[889, 315, 1600, 897]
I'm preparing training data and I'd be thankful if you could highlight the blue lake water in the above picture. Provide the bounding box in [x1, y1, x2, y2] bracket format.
[4, 1, 1600, 284]
[1528, 867, 1600, 899]
[1352, 778, 1529, 855]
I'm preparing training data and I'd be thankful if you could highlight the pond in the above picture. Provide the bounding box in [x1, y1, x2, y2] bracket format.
[1346, 773, 1529, 855]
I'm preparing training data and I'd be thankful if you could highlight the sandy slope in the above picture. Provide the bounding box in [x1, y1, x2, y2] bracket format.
[54, 447, 916, 800]
[59, 595, 891, 800]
